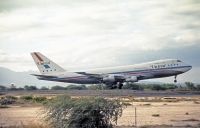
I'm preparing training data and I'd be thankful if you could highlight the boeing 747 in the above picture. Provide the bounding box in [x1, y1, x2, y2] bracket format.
[31, 52, 192, 89]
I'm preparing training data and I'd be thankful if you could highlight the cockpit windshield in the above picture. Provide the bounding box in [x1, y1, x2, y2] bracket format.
[177, 60, 182, 62]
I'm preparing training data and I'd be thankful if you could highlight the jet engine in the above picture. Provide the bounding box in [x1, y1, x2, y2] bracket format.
[102, 75, 115, 82]
[125, 76, 138, 82]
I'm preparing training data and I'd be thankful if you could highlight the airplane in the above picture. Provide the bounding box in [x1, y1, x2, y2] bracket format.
[31, 52, 192, 89]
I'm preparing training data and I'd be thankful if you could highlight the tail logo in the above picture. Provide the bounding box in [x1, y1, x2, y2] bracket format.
[43, 65, 50, 69]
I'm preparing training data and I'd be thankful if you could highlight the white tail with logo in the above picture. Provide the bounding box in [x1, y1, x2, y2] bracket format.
[31, 52, 65, 75]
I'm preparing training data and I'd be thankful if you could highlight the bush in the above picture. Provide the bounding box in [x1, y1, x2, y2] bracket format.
[122, 83, 144, 90]
[0, 105, 9, 108]
[20, 96, 47, 104]
[24, 85, 38, 90]
[88, 84, 106, 90]
[44, 95, 123, 128]
[40, 86, 49, 90]
[185, 82, 195, 90]
[152, 84, 166, 91]
[162, 84, 177, 89]
[0, 96, 17, 105]
[33, 96, 47, 103]
[20, 95, 33, 101]
[66, 85, 87, 90]
[196, 84, 200, 91]
[51, 85, 65, 90]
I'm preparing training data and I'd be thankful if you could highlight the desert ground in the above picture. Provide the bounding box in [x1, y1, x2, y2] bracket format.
[0, 90, 200, 128]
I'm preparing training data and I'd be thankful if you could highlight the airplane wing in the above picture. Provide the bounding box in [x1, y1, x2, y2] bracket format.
[75, 72, 102, 78]
[30, 74, 58, 78]
[75, 72, 148, 81]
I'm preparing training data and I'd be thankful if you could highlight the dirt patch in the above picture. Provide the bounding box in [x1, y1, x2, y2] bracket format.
[117, 101, 200, 127]
[0, 106, 43, 127]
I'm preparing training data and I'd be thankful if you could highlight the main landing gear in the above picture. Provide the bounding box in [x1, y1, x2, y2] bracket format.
[117, 82, 123, 89]
[107, 82, 124, 89]
[174, 75, 177, 83]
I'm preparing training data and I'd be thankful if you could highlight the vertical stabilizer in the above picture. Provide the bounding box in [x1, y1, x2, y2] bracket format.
[31, 52, 65, 75]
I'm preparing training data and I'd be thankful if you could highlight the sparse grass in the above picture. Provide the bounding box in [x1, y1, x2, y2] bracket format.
[182, 118, 199, 122]
[152, 114, 160, 117]
[140, 126, 149, 128]
[143, 103, 151, 106]
[22, 123, 50, 128]
[139, 124, 173, 128]
[33, 96, 47, 103]
[0, 105, 9, 108]
[126, 96, 200, 103]
[1, 123, 50, 128]
[20, 96, 47, 104]
[193, 101, 200, 104]
[123, 102, 132, 106]
[184, 124, 192, 127]
[20, 95, 33, 101]
[185, 112, 189, 115]
[127, 97, 181, 103]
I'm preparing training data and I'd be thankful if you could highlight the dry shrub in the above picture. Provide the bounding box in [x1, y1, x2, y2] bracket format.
[152, 114, 160, 117]
[43, 95, 124, 128]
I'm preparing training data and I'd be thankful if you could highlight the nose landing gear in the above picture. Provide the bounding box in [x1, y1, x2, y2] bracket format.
[174, 75, 177, 83]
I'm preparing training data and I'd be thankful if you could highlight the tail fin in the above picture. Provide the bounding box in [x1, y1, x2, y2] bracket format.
[31, 52, 65, 75]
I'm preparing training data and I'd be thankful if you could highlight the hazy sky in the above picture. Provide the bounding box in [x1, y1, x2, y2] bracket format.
[0, 0, 200, 83]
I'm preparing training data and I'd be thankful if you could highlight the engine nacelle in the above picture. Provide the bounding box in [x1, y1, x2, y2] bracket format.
[102, 75, 115, 82]
[125, 76, 138, 82]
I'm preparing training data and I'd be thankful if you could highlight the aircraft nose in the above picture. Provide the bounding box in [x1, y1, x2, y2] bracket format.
[186, 65, 192, 71]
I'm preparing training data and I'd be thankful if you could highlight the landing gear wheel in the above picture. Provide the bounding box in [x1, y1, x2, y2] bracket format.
[174, 75, 177, 83]
[118, 83, 123, 89]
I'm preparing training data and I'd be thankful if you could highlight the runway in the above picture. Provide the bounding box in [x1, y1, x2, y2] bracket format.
[2, 90, 200, 97]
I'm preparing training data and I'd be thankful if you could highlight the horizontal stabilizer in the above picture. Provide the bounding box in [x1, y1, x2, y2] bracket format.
[31, 74, 58, 78]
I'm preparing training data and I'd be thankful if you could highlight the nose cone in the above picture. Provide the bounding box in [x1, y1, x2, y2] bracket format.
[186, 65, 192, 72]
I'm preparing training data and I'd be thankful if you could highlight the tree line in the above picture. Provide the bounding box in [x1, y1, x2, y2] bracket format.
[0, 82, 200, 91]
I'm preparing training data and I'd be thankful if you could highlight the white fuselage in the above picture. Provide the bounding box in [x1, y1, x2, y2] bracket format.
[38, 59, 192, 84]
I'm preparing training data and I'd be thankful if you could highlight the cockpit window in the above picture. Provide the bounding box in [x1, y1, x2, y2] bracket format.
[177, 60, 182, 62]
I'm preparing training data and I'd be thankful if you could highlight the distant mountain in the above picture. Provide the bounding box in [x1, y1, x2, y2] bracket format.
[0, 67, 67, 88]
